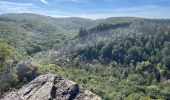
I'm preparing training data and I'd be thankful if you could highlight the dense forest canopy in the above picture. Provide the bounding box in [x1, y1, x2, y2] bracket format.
[0, 13, 170, 99]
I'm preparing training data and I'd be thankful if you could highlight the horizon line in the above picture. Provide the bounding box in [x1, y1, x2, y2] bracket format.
[0, 12, 170, 20]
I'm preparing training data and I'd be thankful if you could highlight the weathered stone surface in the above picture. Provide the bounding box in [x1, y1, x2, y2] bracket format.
[2, 74, 101, 100]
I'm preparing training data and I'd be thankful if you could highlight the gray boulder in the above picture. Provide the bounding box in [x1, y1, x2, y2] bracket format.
[2, 74, 101, 100]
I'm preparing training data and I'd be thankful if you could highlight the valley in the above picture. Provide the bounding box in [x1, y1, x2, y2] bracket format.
[0, 13, 170, 100]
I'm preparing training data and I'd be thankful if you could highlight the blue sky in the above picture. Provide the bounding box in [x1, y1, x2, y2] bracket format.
[0, 0, 170, 19]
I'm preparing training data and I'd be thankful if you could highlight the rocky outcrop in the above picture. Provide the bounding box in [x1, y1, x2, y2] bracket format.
[2, 74, 101, 100]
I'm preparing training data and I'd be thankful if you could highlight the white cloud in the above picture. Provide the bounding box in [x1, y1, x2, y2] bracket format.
[0, 1, 74, 17]
[54, 0, 88, 3]
[0, 1, 170, 19]
[0, 1, 40, 13]
[39, 0, 87, 5]
[40, 0, 49, 5]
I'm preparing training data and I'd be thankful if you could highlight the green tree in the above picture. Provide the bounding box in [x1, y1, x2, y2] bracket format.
[162, 42, 170, 69]
[100, 43, 113, 63]
[128, 46, 143, 64]
[78, 27, 88, 37]
[0, 41, 15, 74]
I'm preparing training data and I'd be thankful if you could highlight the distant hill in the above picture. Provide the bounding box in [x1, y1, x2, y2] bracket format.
[0, 13, 170, 57]
[0, 13, 94, 56]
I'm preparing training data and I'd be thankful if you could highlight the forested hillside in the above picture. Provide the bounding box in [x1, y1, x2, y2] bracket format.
[0, 13, 170, 100]
[0, 13, 96, 56]
[52, 18, 170, 99]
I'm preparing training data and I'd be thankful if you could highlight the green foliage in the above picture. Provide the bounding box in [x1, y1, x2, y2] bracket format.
[49, 57, 170, 99]
[1, 14, 170, 100]
[26, 45, 42, 55]
[73, 27, 170, 68]
[0, 66, 20, 97]
[88, 23, 130, 33]
[125, 93, 143, 100]
[78, 27, 88, 37]
[0, 41, 15, 63]
[0, 41, 15, 75]
[100, 43, 113, 63]
[60, 20, 170, 99]
[162, 42, 170, 69]
[0, 13, 96, 56]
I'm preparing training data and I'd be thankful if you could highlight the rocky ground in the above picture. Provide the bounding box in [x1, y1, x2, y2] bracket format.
[2, 74, 101, 100]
